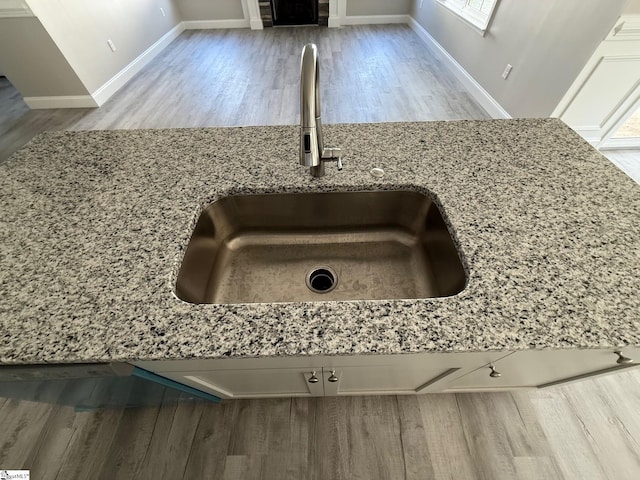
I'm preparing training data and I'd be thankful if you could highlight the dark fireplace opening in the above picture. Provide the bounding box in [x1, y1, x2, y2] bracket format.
[271, 0, 319, 26]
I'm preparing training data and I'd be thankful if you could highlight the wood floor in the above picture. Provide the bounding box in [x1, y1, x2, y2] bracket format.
[2, 24, 640, 479]
[1, 368, 640, 479]
[2, 25, 637, 182]
[0, 24, 488, 163]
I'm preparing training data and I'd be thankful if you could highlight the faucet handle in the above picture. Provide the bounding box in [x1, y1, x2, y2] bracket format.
[310, 147, 342, 177]
[321, 147, 342, 171]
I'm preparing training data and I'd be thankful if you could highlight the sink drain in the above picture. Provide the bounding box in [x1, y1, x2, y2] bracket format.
[306, 266, 338, 294]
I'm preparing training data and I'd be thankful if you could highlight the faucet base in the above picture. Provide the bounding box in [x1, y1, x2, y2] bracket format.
[310, 164, 326, 177]
[310, 148, 343, 178]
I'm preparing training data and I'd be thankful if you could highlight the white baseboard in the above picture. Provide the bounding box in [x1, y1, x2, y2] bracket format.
[328, 16, 340, 28]
[183, 19, 250, 30]
[408, 17, 510, 119]
[599, 137, 640, 150]
[0, 8, 34, 18]
[341, 14, 411, 26]
[23, 95, 98, 109]
[91, 22, 185, 107]
[570, 127, 602, 146]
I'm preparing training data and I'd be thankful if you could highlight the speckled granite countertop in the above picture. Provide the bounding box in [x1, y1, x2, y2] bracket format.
[1, 119, 639, 364]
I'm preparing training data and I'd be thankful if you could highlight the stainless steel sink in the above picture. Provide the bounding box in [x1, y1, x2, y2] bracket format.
[175, 190, 466, 304]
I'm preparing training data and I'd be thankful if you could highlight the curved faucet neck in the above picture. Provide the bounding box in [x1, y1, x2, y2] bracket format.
[299, 43, 342, 177]
[300, 43, 324, 167]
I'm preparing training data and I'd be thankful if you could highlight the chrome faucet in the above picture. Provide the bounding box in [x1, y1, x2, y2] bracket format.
[299, 43, 342, 177]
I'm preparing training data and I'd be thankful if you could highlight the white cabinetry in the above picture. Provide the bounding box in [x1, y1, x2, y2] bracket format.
[135, 348, 640, 398]
[134, 351, 509, 399]
[444, 348, 640, 391]
[315, 353, 509, 396]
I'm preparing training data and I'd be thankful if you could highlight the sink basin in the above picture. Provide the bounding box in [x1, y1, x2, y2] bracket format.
[175, 190, 466, 304]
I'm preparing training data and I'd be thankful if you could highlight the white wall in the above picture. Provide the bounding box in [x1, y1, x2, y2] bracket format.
[0, 16, 89, 97]
[0, 0, 32, 17]
[173, 0, 411, 22]
[346, 0, 411, 16]
[26, 0, 182, 94]
[625, 0, 640, 14]
[410, 0, 627, 118]
[175, 0, 244, 21]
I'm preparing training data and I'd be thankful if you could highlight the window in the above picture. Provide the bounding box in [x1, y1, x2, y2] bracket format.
[437, 0, 499, 33]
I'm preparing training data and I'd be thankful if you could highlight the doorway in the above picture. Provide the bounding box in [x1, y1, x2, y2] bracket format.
[271, 0, 318, 26]
[615, 108, 640, 138]
[553, 14, 640, 149]
[602, 102, 640, 149]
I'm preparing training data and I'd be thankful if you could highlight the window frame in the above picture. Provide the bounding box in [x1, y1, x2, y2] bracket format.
[436, 0, 499, 34]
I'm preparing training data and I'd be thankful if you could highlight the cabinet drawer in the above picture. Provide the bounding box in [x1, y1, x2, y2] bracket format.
[445, 348, 639, 391]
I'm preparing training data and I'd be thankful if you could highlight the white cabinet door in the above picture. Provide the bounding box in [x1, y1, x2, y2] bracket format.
[554, 14, 640, 147]
[135, 351, 511, 398]
[313, 351, 512, 395]
[163, 367, 325, 399]
[135, 357, 326, 399]
[444, 348, 640, 391]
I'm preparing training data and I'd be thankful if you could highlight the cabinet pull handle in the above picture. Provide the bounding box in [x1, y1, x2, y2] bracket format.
[328, 370, 338, 383]
[489, 365, 502, 378]
[615, 351, 633, 365]
[308, 371, 320, 383]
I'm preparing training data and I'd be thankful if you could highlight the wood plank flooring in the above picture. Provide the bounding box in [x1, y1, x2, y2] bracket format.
[1, 369, 640, 479]
[0, 77, 90, 163]
[3, 25, 637, 184]
[0, 25, 488, 163]
[2, 24, 640, 479]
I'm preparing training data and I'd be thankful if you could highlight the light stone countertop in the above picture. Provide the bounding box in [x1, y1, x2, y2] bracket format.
[1, 119, 639, 364]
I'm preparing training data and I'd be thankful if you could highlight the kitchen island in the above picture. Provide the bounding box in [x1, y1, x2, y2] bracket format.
[1, 119, 639, 395]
